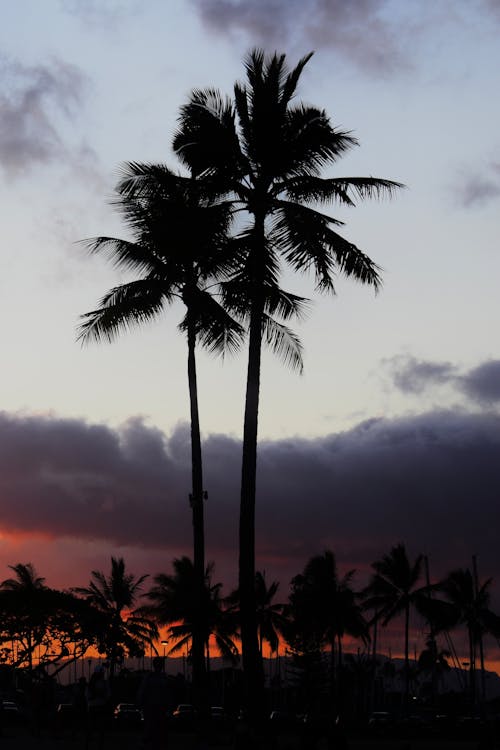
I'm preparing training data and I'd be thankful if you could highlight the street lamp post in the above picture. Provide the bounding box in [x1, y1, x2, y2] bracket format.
[161, 640, 168, 674]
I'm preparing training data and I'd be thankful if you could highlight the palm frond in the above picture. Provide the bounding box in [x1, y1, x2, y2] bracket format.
[174, 88, 245, 180]
[81, 236, 167, 276]
[178, 287, 246, 357]
[262, 285, 310, 322]
[77, 279, 169, 345]
[273, 203, 382, 292]
[282, 175, 403, 206]
[262, 315, 303, 373]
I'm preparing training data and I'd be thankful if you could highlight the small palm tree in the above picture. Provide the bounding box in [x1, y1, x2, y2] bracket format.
[227, 570, 288, 656]
[289, 550, 368, 710]
[438, 568, 500, 708]
[0, 563, 49, 675]
[363, 544, 426, 709]
[145, 557, 238, 672]
[174, 49, 402, 715]
[74, 556, 157, 682]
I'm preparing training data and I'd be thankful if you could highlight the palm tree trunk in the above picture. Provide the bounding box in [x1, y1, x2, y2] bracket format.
[187, 317, 208, 714]
[404, 601, 410, 712]
[239, 286, 265, 721]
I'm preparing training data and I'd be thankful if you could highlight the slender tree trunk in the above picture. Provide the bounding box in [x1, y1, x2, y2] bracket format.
[187, 317, 208, 714]
[404, 601, 410, 712]
[239, 279, 265, 721]
[370, 615, 378, 711]
[468, 625, 476, 712]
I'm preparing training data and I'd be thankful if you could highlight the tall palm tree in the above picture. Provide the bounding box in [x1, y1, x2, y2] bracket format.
[174, 49, 402, 715]
[363, 544, 425, 710]
[74, 556, 157, 682]
[145, 556, 239, 672]
[78, 163, 243, 709]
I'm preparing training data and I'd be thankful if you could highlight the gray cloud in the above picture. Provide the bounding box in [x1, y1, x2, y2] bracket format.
[1, 408, 500, 597]
[387, 355, 457, 394]
[59, 0, 142, 27]
[455, 163, 500, 208]
[459, 360, 500, 403]
[388, 355, 500, 405]
[0, 58, 87, 175]
[189, 0, 411, 74]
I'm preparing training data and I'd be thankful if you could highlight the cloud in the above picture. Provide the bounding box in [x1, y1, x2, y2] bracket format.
[455, 163, 500, 208]
[0, 57, 87, 175]
[459, 360, 500, 403]
[189, 0, 412, 74]
[388, 355, 500, 405]
[0, 408, 500, 601]
[59, 0, 142, 27]
[387, 355, 457, 394]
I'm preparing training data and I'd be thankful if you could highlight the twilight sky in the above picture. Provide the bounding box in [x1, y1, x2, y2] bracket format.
[1, 0, 500, 661]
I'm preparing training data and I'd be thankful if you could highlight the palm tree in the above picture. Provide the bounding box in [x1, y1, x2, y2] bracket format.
[78, 163, 243, 709]
[438, 568, 500, 709]
[363, 544, 425, 710]
[0, 563, 49, 676]
[74, 556, 157, 682]
[254, 571, 287, 657]
[174, 49, 402, 715]
[288, 551, 368, 711]
[145, 557, 239, 672]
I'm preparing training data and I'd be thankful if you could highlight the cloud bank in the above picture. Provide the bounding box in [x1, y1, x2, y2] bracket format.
[0, 403, 499, 595]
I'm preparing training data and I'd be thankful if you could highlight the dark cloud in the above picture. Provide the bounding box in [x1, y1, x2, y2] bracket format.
[0, 58, 86, 175]
[455, 163, 500, 208]
[387, 355, 457, 394]
[189, 0, 411, 74]
[388, 355, 500, 406]
[459, 360, 500, 403]
[0, 409, 499, 598]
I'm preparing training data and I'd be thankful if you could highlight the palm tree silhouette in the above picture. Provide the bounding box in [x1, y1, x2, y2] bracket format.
[0, 563, 49, 675]
[363, 544, 425, 710]
[78, 163, 243, 707]
[174, 49, 402, 714]
[74, 556, 157, 682]
[227, 570, 287, 657]
[145, 557, 238, 673]
[438, 567, 500, 709]
[289, 550, 368, 710]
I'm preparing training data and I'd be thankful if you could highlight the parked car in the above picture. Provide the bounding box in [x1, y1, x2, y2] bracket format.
[113, 703, 142, 726]
[171, 703, 197, 729]
[2, 700, 21, 724]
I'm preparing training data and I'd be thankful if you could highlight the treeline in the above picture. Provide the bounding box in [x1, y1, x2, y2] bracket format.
[1, 543, 498, 713]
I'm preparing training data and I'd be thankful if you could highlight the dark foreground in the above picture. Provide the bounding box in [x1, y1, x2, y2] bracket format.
[0, 725, 488, 750]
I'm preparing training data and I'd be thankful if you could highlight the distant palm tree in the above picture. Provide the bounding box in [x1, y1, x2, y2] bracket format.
[289, 550, 368, 708]
[227, 570, 288, 656]
[438, 568, 500, 708]
[74, 556, 157, 682]
[363, 544, 426, 709]
[145, 557, 238, 671]
[254, 571, 287, 657]
[174, 49, 402, 715]
[78, 163, 243, 707]
[0, 563, 49, 675]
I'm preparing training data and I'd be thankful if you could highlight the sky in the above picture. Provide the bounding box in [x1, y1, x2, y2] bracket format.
[1, 0, 500, 664]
